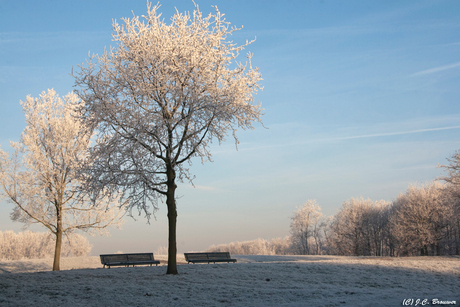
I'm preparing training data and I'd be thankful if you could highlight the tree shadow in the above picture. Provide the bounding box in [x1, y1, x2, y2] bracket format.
[0, 260, 51, 274]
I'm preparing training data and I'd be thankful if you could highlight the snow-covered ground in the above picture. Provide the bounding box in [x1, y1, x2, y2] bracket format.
[0, 255, 459, 306]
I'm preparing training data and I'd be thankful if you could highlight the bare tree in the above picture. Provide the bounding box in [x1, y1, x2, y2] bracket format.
[290, 200, 324, 255]
[0, 89, 124, 271]
[73, 3, 263, 274]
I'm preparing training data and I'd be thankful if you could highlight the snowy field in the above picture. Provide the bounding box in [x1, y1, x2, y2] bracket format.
[0, 255, 459, 307]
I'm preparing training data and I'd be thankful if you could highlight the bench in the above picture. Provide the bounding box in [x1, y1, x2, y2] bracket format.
[100, 253, 160, 268]
[184, 252, 237, 264]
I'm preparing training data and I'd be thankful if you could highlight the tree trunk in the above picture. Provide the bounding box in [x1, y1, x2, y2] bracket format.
[166, 164, 178, 275]
[53, 210, 63, 271]
[455, 222, 460, 255]
[456, 227, 460, 255]
[53, 231, 62, 271]
[421, 244, 428, 256]
[304, 234, 309, 255]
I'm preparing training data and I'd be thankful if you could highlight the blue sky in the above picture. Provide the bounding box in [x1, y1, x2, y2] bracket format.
[1, 0, 459, 255]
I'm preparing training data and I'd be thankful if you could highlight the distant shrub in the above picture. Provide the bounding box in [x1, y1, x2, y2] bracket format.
[155, 246, 168, 256]
[0, 230, 92, 260]
[207, 237, 292, 255]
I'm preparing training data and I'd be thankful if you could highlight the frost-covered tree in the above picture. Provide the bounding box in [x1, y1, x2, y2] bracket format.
[330, 198, 393, 256]
[290, 200, 324, 255]
[439, 152, 460, 254]
[440, 150, 460, 198]
[365, 200, 392, 256]
[0, 89, 124, 271]
[73, 3, 263, 274]
[443, 196, 460, 255]
[330, 198, 373, 256]
[207, 237, 291, 255]
[390, 182, 450, 256]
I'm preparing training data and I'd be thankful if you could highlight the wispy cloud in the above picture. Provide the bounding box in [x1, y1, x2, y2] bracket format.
[411, 62, 460, 76]
[211, 118, 460, 155]
[233, 125, 460, 152]
[330, 125, 460, 141]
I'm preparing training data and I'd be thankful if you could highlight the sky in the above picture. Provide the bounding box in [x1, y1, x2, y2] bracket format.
[1, 0, 460, 256]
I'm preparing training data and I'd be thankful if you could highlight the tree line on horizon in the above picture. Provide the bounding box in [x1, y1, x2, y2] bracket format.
[208, 170, 460, 257]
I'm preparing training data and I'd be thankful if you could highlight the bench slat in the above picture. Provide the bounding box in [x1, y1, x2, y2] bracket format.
[127, 254, 153, 261]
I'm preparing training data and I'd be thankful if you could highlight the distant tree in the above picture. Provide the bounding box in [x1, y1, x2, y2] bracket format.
[269, 236, 292, 255]
[320, 216, 335, 255]
[365, 200, 392, 256]
[0, 89, 124, 271]
[440, 150, 460, 198]
[73, 3, 263, 274]
[330, 198, 373, 256]
[444, 197, 460, 255]
[207, 237, 291, 255]
[390, 182, 450, 256]
[290, 200, 324, 255]
[330, 198, 393, 257]
[439, 152, 460, 254]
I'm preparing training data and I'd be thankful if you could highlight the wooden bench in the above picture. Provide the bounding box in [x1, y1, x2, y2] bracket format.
[184, 252, 237, 264]
[100, 253, 160, 268]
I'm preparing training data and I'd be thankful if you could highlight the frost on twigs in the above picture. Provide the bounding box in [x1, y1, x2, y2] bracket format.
[73, 1, 263, 219]
[0, 89, 125, 270]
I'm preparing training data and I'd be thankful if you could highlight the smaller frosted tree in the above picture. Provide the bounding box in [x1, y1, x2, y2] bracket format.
[0, 89, 124, 271]
[290, 200, 324, 255]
